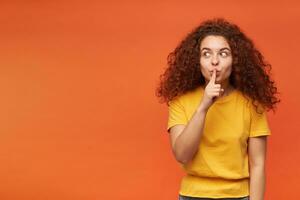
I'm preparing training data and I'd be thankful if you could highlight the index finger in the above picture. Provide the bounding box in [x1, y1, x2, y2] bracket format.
[209, 69, 216, 84]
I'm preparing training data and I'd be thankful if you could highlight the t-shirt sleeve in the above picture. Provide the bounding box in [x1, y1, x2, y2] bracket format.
[167, 96, 188, 133]
[249, 105, 271, 137]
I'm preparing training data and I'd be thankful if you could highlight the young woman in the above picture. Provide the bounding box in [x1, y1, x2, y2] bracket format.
[156, 18, 280, 200]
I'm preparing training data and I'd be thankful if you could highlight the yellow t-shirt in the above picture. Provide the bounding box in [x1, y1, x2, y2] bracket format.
[167, 86, 271, 198]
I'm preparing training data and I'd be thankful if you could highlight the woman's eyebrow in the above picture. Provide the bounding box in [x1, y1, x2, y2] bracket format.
[201, 47, 231, 51]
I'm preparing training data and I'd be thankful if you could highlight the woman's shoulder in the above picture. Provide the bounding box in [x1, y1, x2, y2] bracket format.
[235, 89, 251, 103]
[180, 86, 204, 101]
[235, 90, 265, 112]
[169, 86, 203, 106]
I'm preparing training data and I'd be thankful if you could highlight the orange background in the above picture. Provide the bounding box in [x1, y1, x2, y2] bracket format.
[0, 0, 299, 199]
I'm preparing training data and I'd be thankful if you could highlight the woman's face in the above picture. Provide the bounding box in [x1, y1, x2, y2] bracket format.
[199, 35, 233, 85]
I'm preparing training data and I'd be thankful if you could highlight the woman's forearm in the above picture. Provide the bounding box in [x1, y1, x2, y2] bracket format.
[174, 104, 208, 164]
[249, 166, 266, 200]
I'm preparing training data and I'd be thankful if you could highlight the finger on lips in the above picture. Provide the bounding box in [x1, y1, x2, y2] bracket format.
[210, 69, 216, 83]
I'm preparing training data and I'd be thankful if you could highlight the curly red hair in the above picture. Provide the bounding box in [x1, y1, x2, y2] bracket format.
[156, 18, 280, 113]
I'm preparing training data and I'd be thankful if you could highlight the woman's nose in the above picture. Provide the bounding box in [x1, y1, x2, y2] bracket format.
[211, 56, 219, 65]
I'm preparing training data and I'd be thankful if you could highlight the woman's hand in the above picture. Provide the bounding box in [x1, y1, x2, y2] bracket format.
[200, 69, 224, 110]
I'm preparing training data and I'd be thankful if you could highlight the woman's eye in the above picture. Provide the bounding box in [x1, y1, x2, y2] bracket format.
[203, 52, 210, 57]
[220, 52, 229, 57]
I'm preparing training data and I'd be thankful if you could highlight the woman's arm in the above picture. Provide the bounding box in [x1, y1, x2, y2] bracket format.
[248, 136, 268, 200]
[169, 104, 208, 164]
[169, 70, 222, 164]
